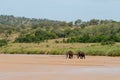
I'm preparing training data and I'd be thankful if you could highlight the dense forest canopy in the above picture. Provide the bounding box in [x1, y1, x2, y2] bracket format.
[0, 15, 120, 43]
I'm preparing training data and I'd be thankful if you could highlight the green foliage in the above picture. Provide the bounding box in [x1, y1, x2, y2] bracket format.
[0, 15, 69, 28]
[15, 34, 36, 43]
[86, 50, 106, 56]
[107, 50, 120, 56]
[67, 21, 73, 27]
[101, 41, 115, 45]
[0, 39, 8, 47]
[15, 29, 57, 43]
[55, 40, 60, 43]
[0, 15, 120, 44]
[65, 23, 120, 43]
[0, 42, 120, 56]
[49, 50, 64, 55]
[74, 19, 82, 26]
[88, 19, 100, 25]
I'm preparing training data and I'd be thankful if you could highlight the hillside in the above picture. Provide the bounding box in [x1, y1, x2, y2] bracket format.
[0, 15, 120, 43]
[0, 15, 120, 56]
[0, 15, 71, 41]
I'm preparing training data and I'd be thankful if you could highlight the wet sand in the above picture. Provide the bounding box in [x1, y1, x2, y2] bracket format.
[0, 54, 120, 80]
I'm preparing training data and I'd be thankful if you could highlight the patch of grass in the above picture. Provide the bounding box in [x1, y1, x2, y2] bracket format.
[106, 47, 120, 56]
[0, 39, 120, 56]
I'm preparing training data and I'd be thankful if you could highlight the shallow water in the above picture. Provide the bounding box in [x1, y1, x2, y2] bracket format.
[67, 67, 120, 74]
[0, 55, 120, 80]
[0, 67, 120, 80]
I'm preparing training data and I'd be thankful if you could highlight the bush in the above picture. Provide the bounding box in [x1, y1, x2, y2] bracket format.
[101, 41, 115, 45]
[55, 40, 59, 43]
[15, 29, 57, 43]
[0, 39, 8, 47]
[106, 50, 120, 56]
[49, 50, 63, 55]
[86, 50, 106, 56]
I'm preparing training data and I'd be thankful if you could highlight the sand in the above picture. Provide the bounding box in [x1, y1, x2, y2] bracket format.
[0, 54, 120, 80]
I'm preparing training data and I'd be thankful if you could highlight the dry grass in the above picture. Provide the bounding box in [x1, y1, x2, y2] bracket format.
[0, 39, 120, 56]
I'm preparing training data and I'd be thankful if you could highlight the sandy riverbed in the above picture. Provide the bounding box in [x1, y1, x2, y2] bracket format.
[0, 54, 120, 80]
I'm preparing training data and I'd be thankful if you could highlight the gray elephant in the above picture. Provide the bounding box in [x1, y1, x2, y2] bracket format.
[77, 51, 85, 59]
[66, 51, 73, 59]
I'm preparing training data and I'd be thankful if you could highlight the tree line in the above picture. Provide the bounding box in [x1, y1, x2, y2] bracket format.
[65, 23, 120, 43]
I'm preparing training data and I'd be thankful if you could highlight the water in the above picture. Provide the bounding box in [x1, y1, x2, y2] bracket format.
[66, 67, 120, 74]
[0, 67, 120, 80]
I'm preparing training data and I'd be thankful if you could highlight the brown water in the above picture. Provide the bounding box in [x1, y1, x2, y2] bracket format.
[0, 54, 120, 80]
[0, 67, 120, 80]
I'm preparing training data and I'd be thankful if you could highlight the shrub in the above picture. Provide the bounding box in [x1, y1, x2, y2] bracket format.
[101, 41, 115, 45]
[0, 39, 8, 47]
[106, 50, 120, 56]
[49, 50, 63, 55]
[86, 50, 106, 56]
[55, 40, 59, 43]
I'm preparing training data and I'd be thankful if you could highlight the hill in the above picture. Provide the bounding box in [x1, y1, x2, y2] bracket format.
[0, 15, 71, 41]
[0, 15, 120, 43]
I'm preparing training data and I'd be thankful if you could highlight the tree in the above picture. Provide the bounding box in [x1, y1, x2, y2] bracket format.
[67, 21, 73, 27]
[80, 22, 87, 28]
[74, 19, 82, 26]
[89, 19, 99, 25]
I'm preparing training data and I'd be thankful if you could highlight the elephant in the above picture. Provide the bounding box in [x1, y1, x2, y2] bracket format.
[77, 51, 85, 59]
[66, 51, 74, 59]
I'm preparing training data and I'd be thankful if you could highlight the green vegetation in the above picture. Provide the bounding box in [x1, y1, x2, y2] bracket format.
[15, 29, 57, 43]
[65, 24, 120, 43]
[0, 15, 120, 43]
[0, 15, 120, 56]
[0, 41, 120, 56]
[0, 39, 8, 47]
